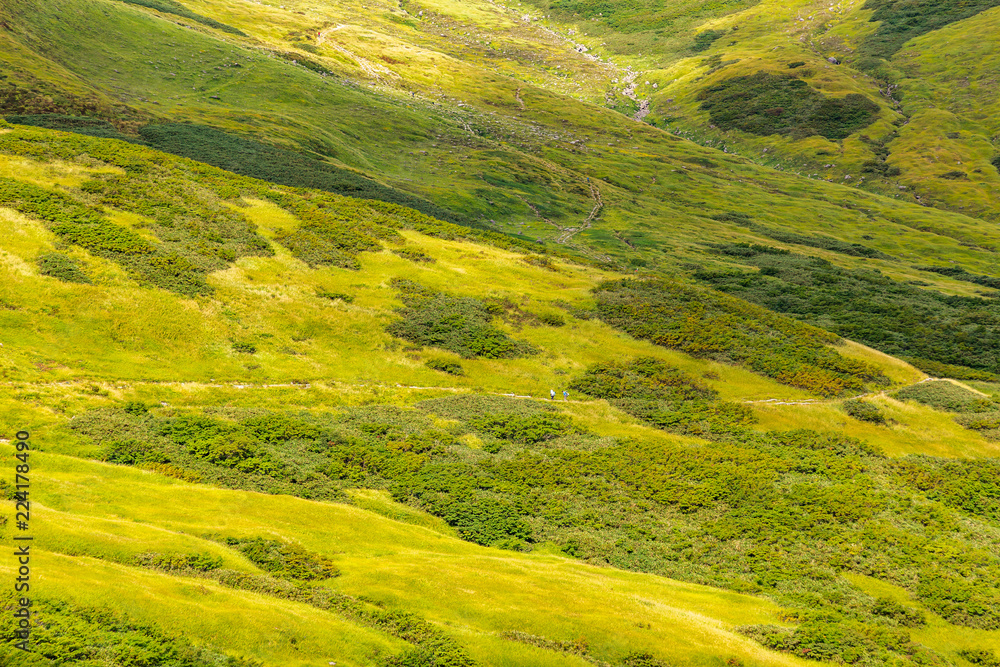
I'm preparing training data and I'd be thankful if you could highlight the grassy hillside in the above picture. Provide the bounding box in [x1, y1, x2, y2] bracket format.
[2, 0, 1000, 664]
[2, 121, 1000, 665]
[3, 0, 1000, 382]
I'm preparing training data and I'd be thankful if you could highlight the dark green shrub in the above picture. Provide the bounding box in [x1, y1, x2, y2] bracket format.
[569, 358, 754, 437]
[698, 72, 879, 140]
[537, 311, 566, 327]
[859, 0, 1000, 61]
[222, 537, 340, 580]
[992, 156, 1000, 173]
[386, 280, 536, 359]
[68, 398, 1000, 657]
[468, 413, 575, 444]
[36, 252, 92, 283]
[570, 357, 713, 402]
[270, 50, 337, 76]
[392, 247, 435, 263]
[240, 414, 320, 443]
[591, 279, 886, 396]
[915, 571, 1000, 628]
[0, 175, 246, 296]
[135, 551, 224, 572]
[232, 341, 257, 354]
[274, 228, 363, 270]
[872, 597, 925, 627]
[739, 619, 921, 665]
[623, 652, 671, 667]
[955, 411, 1000, 432]
[694, 247, 1000, 376]
[692, 29, 726, 52]
[843, 399, 885, 423]
[893, 456, 1000, 522]
[959, 649, 1000, 666]
[155, 413, 286, 476]
[137, 123, 471, 226]
[122, 401, 149, 415]
[316, 288, 354, 302]
[426, 358, 465, 375]
[893, 381, 995, 412]
[916, 265, 1000, 290]
[788, 61, 806, 68]
[712, 219, 892, 258]
[863, 159, 899, 176]
[103, 439, 169, 465]
[0, 595, 255, 666]
[6, 114, 130, 139]
[522, 254, 558, 271]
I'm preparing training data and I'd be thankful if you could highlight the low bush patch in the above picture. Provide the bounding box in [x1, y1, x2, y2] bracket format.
[698, 72, 879, 140]
[386, 280, 536, 359]
[843, 399, 885, 424]
[36, 252, 92, 283]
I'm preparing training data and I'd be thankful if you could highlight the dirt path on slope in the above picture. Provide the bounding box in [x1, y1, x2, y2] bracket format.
[316, 26, 399, 81]
[555, 179, 602, 244]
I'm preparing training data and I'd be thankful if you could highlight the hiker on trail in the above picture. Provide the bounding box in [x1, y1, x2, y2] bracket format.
[563, 390, 568, 401]
[550, 389, 556, 400]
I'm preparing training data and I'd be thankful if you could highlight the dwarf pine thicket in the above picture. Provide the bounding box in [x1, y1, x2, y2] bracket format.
[697, 245, 1000, 378]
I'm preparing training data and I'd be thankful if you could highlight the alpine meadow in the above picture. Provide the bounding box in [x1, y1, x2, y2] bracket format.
[2, 0, 1000, 665]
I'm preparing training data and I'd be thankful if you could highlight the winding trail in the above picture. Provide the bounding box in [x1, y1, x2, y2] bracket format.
[738, 377, 946, 406]
[316, 25, 399, 81]
[6, 375, 954, 411]
[554, 180, 602, 244]
[514, 86, 525, 111]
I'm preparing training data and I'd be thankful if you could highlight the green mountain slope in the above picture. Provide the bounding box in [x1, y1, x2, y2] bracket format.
[2, 0, 1000, 664]
[2, 121, 1000, 666]
[3, 0, 1000, 378]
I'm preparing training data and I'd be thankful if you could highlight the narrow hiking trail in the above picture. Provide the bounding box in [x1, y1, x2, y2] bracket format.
[738, 377, 948, 406]
[0, 379, 588, 405]
[6, 376, 945, 405]
[316, 25, 399, 82]
[555, 179, 603, 244]
[514, 173, 609, 261]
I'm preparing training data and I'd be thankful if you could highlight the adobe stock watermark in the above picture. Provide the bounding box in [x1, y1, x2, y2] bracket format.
[12, 429, 32, 652]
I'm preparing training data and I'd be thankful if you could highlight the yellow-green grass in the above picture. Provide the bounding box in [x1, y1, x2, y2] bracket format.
[0, 551, 411, 667]
[891, 4, 1000, 135]
[5, 444, 820, 667]
[833, 340, 927, 387]
[752, 394, 1000, 458]
[342, 488, 458, 536]
[889, 7, 1000, 222]
[845, 573, 1000, 665]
